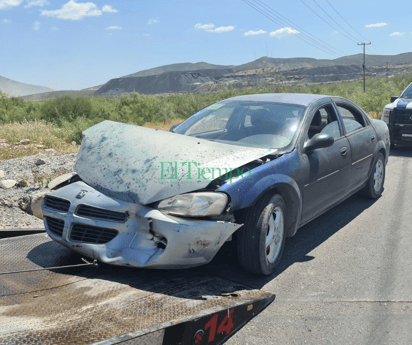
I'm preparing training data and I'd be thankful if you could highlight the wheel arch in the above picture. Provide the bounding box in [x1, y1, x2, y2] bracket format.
[234, 177, 302, 238]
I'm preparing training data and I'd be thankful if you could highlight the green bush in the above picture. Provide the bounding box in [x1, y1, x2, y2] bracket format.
[1, 73, 412, 145]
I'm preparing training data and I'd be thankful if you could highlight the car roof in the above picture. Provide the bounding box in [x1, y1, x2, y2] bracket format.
[224, 93, 330, 107]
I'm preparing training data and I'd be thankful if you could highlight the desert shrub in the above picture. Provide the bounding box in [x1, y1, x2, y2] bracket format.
[40, 96, 93, 126]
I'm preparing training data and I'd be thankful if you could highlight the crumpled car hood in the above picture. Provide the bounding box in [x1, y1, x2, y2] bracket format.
[74, 120, 278, 205]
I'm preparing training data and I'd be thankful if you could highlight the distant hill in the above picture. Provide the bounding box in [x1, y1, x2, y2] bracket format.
[333, 52, 412, 66]
[0, 76, 53, 97]
[12, 51, 412, 100]
[96, 70, 237, 95]
[120, 53, 412, 79]
[122, 62, 235, 78]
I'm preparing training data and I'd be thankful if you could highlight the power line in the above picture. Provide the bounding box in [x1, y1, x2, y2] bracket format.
[324, 0, 369, 41]
[324, 0, 380, 54]
[244, 0, 341, 57]
[312, 0, 360, 42]
[253, 0, 345, 56]
[300, 0, 358, 43]
[244, 0, 344, 58]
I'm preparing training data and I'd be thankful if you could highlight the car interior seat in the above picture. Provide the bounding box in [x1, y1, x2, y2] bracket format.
[308, 111, 322, 138]
[249, 109, 279, 136]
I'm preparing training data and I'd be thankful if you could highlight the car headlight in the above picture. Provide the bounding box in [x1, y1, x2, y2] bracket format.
[155, 192, 228, 217]
[382, 109, 391, 124]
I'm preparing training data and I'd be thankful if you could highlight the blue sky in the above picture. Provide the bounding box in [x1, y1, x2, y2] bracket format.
[0, 0, 410, 90]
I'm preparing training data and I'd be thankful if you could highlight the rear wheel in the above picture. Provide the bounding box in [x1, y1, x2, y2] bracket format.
[361, 152, 385, 199]
[237, 193, 286, 275]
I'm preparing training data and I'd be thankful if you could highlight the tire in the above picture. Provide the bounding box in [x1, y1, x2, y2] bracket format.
[237, 193, 286, 275]
[361, 152, 385, 199]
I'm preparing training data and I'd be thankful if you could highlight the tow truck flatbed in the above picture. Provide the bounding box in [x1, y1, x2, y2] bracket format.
[0, 232, 274, 345]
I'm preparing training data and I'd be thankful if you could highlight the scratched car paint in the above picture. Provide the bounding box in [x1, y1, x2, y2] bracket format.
[42, 93, 390, 275]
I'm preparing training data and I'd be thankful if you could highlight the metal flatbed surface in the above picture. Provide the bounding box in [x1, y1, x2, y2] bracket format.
[0, 234, 273, 345]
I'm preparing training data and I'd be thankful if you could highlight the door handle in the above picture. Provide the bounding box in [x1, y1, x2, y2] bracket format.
[371, 136, 376, 142]
[340, 147, 348, 156]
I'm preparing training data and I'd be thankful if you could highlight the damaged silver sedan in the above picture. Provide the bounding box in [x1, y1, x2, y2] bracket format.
[42, 93, 389, 275]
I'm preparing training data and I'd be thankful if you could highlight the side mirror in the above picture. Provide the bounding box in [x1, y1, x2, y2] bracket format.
[169, 123, 180, 132]
[391, 96, 399, 103]
[303, 133, 334, 154]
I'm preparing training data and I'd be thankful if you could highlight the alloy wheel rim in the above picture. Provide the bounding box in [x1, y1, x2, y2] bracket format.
[266, 206, 284, 264]
[373, 159, 384, 193]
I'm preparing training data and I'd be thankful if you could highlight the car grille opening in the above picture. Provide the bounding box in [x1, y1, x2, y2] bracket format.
[69, 224, 119, 244]
[45, 217, 64, 237]
[44, 196, 70, 212]
[394, 109, 412, 125]
[76, 205, 128, 222]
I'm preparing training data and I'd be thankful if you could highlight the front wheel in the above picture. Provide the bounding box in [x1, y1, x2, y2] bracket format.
[361, 152, 385, 199]
[237, 194, 286, 275]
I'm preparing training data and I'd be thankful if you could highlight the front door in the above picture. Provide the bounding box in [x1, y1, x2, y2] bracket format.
[301, 103, 352, 223]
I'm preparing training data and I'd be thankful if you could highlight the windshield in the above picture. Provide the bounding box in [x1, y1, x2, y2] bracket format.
[173, 101, 306, 149]
[401, 83, 412, 99]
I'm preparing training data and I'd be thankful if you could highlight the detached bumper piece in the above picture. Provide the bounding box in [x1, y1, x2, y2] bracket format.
[0, 233, 274, 345]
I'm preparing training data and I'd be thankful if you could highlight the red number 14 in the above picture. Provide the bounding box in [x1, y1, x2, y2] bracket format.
[204, 309, 235, 342]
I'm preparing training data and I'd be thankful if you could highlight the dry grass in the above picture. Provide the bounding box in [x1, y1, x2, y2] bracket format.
[0, 119, 185, 161]
[142, 118, 185, 131]
[368, 111, 381, 119]
[0, 120, 78, 160]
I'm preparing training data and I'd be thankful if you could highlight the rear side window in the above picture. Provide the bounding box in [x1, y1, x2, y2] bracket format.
[337, 105, 365, 134]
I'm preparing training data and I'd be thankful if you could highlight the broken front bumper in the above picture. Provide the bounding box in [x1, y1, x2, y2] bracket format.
[41, 182, 241, 269]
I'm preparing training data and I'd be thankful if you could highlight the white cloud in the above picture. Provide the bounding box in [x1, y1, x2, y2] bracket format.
[269, 27, 299, 38]
[214, 26, 234, 33]
[390, 31, 404, 36]
[0, 0, 23, 10]
[2, 18, 10, 22]
[148, 18, 159, 25]
[41, 0, 102, 20]
[365, 23, 388, 28]
[106, 25, 121, 30]
[33, 20, 40, 30]
[244, 29, 267, 36]
[195, 23, 234, 33]
[25, 0, 47, 8]
[102, 4, 117, 13]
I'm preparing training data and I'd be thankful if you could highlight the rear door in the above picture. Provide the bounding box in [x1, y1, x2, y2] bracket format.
[335, 102, 376, 191]
[300, 102, 352, 223]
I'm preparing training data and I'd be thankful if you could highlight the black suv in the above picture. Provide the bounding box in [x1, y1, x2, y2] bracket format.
[381, 82, 412, 148]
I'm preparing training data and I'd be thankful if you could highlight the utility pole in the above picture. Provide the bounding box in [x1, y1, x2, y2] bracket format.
[358, 42, 371, 92]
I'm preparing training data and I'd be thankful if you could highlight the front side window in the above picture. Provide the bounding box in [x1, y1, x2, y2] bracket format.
[306, 104, 342, 140]
[174, 101, 306, 149]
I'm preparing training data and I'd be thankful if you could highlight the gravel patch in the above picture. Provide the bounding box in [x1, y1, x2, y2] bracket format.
[0, 153, 77, 229]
